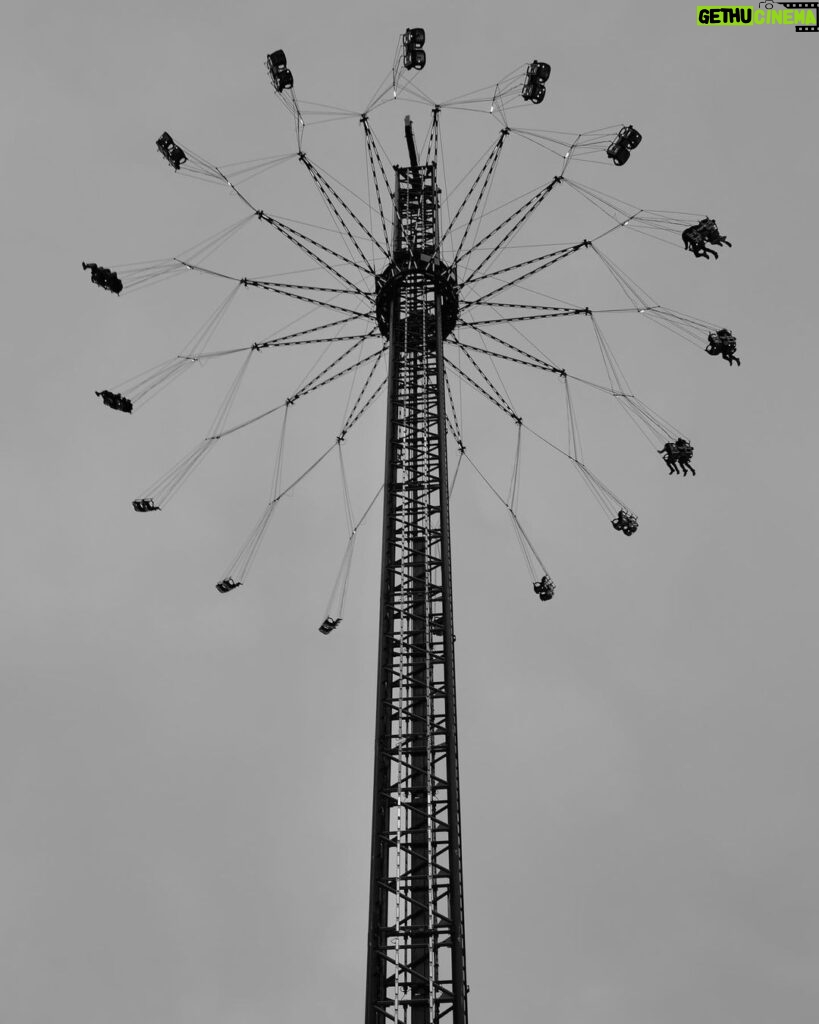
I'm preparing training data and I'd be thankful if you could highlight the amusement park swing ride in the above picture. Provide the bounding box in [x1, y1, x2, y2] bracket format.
[82, 27, 738, 1024]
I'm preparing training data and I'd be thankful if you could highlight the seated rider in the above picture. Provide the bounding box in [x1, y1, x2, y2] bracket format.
[658, 441, 680, 474]
[83, 261, 123, 294]
[83, 261, 104, 284]
[612, 509, 637, 534]
[706, 329, 741, 366]
[675, 438, 696, 477]
[106, 270, 123, 294]
[681, 225, 719, 260]
[612, 509, 638, 534]
[700, 217, 731, 248]
[96, 390, 133, 412]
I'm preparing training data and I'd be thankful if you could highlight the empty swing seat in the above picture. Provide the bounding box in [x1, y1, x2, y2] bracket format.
[132, 498, 160, 512]
[522, 60, 550, 103]
[606, 140, 630, 165]
[215, 578, 242, 594]
[266, 50, 294, 91]
[607, 126, 641, 165]
[619, 125, 642, 149]
[403, 28, 426, 70]
[156, 131, 187, 170]
[533, 575, 555, 601]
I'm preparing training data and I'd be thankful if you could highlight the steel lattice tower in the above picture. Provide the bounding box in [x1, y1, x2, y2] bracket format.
[365, 120, 467, 1024]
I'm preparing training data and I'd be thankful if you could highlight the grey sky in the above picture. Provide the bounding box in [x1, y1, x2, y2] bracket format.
[2, 1, 818, 1022]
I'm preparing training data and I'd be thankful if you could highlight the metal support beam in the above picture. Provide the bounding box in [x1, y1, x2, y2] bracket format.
[404, 116, 422, 189]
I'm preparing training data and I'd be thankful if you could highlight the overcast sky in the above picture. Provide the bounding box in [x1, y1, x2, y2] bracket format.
[2, 2, 819, 1023]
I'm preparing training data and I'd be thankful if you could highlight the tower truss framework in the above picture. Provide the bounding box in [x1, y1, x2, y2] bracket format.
[365, 133, 468, 1024]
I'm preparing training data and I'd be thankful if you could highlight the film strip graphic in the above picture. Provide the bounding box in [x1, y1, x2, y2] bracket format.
[778, 2, 819, 31]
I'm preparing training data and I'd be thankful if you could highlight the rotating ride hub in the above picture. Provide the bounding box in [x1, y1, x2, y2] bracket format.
[375, 250, 458, 344]
[375, 164, 458, 346]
